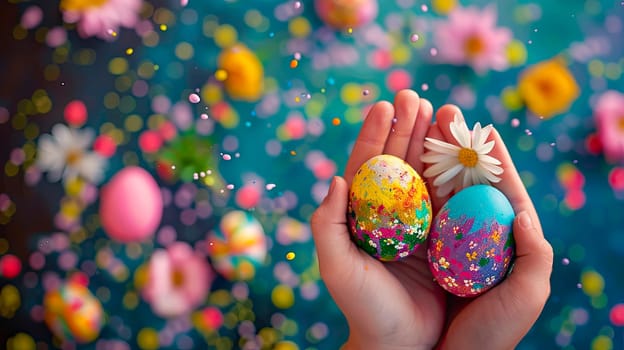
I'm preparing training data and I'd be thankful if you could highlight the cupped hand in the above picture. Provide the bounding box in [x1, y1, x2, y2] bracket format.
[424, 106, 554, 350]
[310, 90, 446, 350]
[310, 92, 553, 350]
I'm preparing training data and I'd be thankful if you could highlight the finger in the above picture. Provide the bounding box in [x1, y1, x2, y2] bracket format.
[384, 89, 420, 159]
[406, 98, 434, 174]
[426, 105, 463, 197]
[505, 211, 553, 294]
[310, 176, 361, 284]
[434, 104, 463, 147]
[488, 128, 543, 233]
[423, 121, 451, 213]
[434, 105, 473, 194]
[344, 101, 395, 187]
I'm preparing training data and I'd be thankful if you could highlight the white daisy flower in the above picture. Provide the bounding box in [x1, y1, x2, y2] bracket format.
[36, 124, 106, 184]
[420, 114, 503, 197]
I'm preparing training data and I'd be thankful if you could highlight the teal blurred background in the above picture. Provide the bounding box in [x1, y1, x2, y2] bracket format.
[1, 0, 624, 349]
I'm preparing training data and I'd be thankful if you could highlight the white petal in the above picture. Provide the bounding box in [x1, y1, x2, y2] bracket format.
[433, 163, 463, 186]
[479, 164, 502, 183]
[421, 152, 453, 164]
[450, 114, 471, 148]
[75, 128, 95, 149]
[472, 122, 482, 149]
[51, 124, 75, 150]
[475, 123, 493, 147]
[462, 169, 472, 187]
[37, 138, 64, 169]
[480, 161, 504, 175]
[488, 175, 502, 183]
[475, 140, 495, 154]
[466, 168, 477, 186]
[424, 137, 460, 154]
[424, 158, 458, 177]
[37, 134, 57, 152]
[46, 169, 63, 183]
[480, 154, 502, 166]
[78, 153, 106, 183]
[63, 162, 83, 179]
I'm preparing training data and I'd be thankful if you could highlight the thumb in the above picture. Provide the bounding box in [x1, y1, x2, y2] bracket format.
[490, 210, 553, 338]
[506, 210, 553, 298]
[310, 176, 360, 283]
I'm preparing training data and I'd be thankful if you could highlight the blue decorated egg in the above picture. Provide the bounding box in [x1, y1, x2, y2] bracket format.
[348, 154, 432, 261]
[427, 185, 515, 297]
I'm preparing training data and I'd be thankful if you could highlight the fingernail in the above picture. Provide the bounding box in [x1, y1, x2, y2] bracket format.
[518, 211, 533, 229]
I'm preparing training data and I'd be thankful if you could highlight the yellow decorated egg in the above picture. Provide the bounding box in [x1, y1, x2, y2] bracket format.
[43, 280, 104, 343]
[348, 154, 432, 261]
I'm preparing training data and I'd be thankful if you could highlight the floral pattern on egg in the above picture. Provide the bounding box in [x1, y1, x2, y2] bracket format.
[428, 185, 515, 297]
[348, 154, 432, 261]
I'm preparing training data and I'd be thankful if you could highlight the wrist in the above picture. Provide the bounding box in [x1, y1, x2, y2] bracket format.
[343, 333, 431, 350]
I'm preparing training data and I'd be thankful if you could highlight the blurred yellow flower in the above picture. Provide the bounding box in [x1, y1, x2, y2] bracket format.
[217, 44, 264, 102]
[517, 58, 579, 119]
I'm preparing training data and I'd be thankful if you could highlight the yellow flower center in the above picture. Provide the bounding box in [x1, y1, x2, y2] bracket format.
[464, 36, 485, 57]
[171, 269, 185, 287]
[536, 79, 555, 98]
[60, 0, 109, 11]
[458, 148, 478, 167]
[65, 149, 83, 166]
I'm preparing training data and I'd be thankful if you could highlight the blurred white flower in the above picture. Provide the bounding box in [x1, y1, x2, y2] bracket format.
[36, 124, 106, 184]
[421, 114, 503, 197]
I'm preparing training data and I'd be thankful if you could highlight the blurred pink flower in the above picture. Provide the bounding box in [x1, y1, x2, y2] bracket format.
[142, 242, 213, 318]
[594, 90, 624, 163]
[60, 0, 142, 40]
[433, 6, 512, 74]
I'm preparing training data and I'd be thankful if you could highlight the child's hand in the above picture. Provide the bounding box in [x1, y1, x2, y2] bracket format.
[311, 91, 553, 349]
[311, 90, 446, 349]
[427, 107, 554, 349]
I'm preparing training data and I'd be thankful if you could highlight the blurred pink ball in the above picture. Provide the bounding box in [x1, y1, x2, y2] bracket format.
[610, 304, 624, 326]
[284, 115, 307, 139]
[609, 167, 624, 191]
[64, 100, 87, 127]
[235, 185, 261, 209]
[314, 0, 378, 29]
[202, 307, 224, 330]
[93, 135, 117, 158]
[0, 254, 22, 279]
[387, 69, 412, 92]
[139, 130, 163, 153]
[99, 166, 163, 242]
[158, 121, 178, 141]
[46, 27, 67, 47]
[21, 6, 43, 29]
[312, 159, 336, 180]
